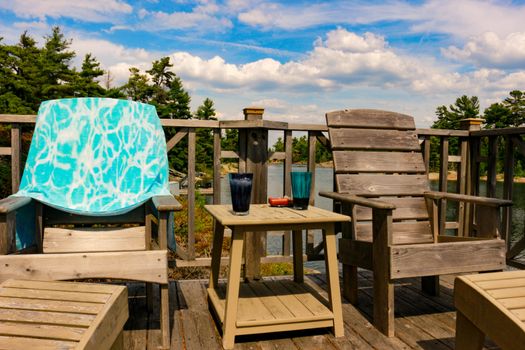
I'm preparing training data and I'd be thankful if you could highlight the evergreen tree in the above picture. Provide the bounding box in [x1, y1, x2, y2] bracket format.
[485, 90, 525, 128]
[430, 95, 480, 170]
[71, 54, 105, 96]
[0, 32, 42, 113]
[195, 98, 216, 171]
[120, 67, 151, 102]
[433, 95, 480, 129]
[40, 27, 75, 99]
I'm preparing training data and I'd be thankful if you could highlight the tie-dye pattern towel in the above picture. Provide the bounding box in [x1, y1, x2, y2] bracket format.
[13, 98, 171, 248]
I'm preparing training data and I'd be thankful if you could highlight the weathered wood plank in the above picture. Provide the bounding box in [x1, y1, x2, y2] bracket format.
[390, 240, 506, 279]
[329, 129, 420, 151]
[356, 221, 433, 244]
[333, 150, 426, 173]
[326, 109, 415, 130]
[0, 250, 168, 284]
[336, 174, 429, 196]
[43, 226, 146, 253]
[355, 197, 429, 221]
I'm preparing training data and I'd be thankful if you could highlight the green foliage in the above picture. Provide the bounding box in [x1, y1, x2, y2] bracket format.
[269, 135, 331, 163]
[430, 95, 481, 171]
[195, 98, 216, 172]
[485, 90, 525, 128]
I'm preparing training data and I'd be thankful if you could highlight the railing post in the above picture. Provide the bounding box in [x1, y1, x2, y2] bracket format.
[306, 131, 317, 258]
[213, 128, 222, 205]
[439, 137, 449, 235]
[503, 136, 514, 250]
[282, 130, 293, 256]
[187, 129, 196, 260]
[11, 124, 21, 193]
[460, 118, 483, 236]
[242, 107, 267, 281]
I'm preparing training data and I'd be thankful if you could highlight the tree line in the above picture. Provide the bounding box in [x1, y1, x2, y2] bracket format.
[430, 91, 525, 174]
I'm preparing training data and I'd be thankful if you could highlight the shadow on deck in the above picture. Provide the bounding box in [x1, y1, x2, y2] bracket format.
[123, 270, 500, 350]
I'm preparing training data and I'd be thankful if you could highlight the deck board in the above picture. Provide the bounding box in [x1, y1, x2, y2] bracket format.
[119, 270, 504, 349]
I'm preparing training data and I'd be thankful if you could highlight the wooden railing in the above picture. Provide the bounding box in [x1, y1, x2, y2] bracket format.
[417, 119, 525, 269]
[3, 112, 525, 271]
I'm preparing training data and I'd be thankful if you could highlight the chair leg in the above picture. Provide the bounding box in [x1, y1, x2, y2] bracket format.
[455, 311, 484, 350]
[373, 272, 394, 337]
[159, 283, 170, 350]
[146, 282, 154, 313]
[342, 264, 358, 304]
[421, 276, 440, 296]
[110, 330, 124, 350]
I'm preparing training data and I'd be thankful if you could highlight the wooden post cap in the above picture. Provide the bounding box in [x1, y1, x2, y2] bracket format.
[460, 118, 484, 131]
[243, 107, 264, 121]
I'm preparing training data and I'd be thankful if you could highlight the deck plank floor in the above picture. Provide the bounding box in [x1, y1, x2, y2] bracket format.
[122, 270, 501, 349]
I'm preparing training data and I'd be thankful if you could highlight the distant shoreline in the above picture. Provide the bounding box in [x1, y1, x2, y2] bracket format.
[221, 163, 525, 183]
[428, 171, 525, 183]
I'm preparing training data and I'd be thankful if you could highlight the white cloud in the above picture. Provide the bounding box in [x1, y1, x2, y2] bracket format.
[169, 28, 445, 93]
[0, 0, 132, 23]
[112, 3, 233, 32]
[69, 36, 160, 85]
[442, 32, 525, 69]
[237, 0, 525, 39]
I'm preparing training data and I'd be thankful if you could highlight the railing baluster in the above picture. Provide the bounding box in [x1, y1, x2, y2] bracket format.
[11, 124, 21, 193]
[187, 129, 196, 260]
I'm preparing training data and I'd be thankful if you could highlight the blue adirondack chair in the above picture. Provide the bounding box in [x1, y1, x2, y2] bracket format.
[0, 98, 180, 349]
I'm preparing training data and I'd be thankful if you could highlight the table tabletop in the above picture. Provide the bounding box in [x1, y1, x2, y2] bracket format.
[204, 204, 349, 227]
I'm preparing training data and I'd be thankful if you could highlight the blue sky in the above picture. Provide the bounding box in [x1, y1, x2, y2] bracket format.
[1, 0, 525, 127]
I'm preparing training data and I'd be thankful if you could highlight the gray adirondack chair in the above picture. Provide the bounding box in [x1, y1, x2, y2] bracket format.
[320, 109, 511, 336]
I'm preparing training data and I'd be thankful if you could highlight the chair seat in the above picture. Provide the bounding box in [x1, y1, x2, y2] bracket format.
[43, 226, 146, 253]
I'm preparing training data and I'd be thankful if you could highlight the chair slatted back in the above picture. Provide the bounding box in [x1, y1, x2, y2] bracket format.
[327, 109, 433, 245]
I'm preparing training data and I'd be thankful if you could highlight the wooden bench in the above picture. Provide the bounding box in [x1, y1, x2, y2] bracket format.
[0, 279, 128, 350]
[455, 271, 525, 350]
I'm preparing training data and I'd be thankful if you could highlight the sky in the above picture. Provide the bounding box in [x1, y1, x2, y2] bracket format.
[1, 0, 525, 127]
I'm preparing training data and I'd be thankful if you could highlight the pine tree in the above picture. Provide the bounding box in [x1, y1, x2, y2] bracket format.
[195, 98, 216, 171]
[40, 26, 75, 99]
[71, 54, 105, 96]
[120, 67, 151, 102]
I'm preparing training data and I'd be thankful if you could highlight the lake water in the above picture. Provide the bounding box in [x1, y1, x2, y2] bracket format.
[219, 164, 525, 262]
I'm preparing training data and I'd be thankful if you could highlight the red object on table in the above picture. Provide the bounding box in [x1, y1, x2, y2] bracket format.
[268, 197, 292, 207]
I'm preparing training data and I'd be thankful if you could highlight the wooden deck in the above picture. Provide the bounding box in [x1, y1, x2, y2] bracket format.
[123, 269, 501, 350]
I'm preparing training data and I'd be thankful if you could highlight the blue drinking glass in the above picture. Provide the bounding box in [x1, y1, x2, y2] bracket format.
[229, 173, 253, 215]
[291, 171, 312, 210]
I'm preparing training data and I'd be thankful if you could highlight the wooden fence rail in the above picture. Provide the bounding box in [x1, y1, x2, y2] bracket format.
[2, 113, 525, 270]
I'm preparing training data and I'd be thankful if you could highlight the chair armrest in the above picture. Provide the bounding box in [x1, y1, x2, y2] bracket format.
[0, 196, 32, 214]
[424, 191, 512, 207]
[319, 191, 395, 210]
[152, 195, 183, 212]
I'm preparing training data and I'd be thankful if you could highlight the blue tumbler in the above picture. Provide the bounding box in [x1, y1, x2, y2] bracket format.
[229, 173, 253, 215]
[291, 171, 312, 210]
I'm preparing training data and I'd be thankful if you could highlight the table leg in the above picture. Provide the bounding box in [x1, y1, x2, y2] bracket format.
[323, 224, 344, 337]
[209, 222, 225, 290]
[455, 311, 485, 350]
[292, 229, 303, 283]
[222, 227, 244, 349]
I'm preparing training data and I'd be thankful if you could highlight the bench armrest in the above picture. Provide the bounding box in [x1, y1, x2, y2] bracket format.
[424, 191, 512, 207]
[0, 196, 32, 214]
[152, 195, 182, 212]
[319, 191, 395, 210]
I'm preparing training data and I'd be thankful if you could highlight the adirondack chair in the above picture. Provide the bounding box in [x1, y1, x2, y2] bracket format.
[0, 98, 181, 349]
[320, 109, 511, 337]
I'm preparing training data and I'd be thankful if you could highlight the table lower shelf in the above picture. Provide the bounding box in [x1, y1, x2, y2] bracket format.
[207, 278, 335, 336]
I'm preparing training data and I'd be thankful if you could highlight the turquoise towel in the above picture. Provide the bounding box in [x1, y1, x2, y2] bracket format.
[13, 98, 172, 248]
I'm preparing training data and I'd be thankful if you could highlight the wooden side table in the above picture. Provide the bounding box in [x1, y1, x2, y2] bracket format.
[205, 204, 349, 349]
[455, 271, 525, 350]
[0, 279, 128, 350]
